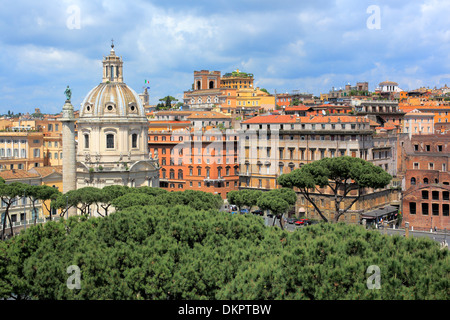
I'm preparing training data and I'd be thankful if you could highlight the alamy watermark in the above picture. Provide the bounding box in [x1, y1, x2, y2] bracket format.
[366, 5, 381, 30]
[366, 265, 381, 289]
[67, 265, 81, 290]
[66, 5, 81, 30]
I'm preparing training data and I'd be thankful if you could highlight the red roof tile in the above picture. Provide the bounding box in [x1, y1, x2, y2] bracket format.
[284, 105, 311, 111]
[241, 115, 297, 124]
[0, 170, 40, 181]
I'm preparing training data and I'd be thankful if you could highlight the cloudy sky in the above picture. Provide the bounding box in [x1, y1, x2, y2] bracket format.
[1, 0, 450, 114]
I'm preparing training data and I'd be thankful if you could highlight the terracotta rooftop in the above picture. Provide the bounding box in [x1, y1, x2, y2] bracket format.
[368, 120, 380, 127]
[148, 120, 191, 124]
[242, 115, 297, 124]
[284, 105, 311, 111]
[314, 104, 352, 108]
[0, 170, 40, 181]
[186, 111, 231, 119]
[297, 115, 369, 124]
[28, 166, 62, 178]
[155, 111, 194, 115]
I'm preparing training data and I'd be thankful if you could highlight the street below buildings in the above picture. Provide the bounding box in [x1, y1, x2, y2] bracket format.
[260, 214, 448, 245]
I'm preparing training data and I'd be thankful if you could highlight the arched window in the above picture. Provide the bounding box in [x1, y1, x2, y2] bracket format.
[178, 169, 183, 180]
[132, 133, 138, 148]
[411, 177, 416, 185]
[209, 81, 214, 89]
[197, 80, 201, 90]
[170, 169, 175, 179]
[106, 134, 114, 149]
[423, 178, 429, 184]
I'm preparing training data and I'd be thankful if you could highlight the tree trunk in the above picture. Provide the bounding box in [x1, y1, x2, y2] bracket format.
[1, 211, 6, 240]
[32, 200, 37, 225]
[7, 212, 14, 238]
[279, 214, 284, 230]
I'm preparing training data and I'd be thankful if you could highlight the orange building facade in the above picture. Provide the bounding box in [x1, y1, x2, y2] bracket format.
[148, 123, 239, 199]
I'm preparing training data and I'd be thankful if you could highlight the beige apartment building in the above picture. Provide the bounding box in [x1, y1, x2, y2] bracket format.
[0, 118, 64, 170]
[0, 131, 45, 170]
[238, 114, 401, 223]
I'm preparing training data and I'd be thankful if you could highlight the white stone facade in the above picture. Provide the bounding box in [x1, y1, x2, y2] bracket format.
[74, 45, 159, 190]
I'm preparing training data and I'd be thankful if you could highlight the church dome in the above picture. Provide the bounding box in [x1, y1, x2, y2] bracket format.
[80, 82, 145, 118]
[79, 43, 146, 119]
[379, 80, 398, 86]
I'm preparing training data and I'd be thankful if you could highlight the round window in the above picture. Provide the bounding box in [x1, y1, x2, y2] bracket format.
[86, 106, 91, 111]
[107, 105, 113, 111]
[130, 106, 135, 111]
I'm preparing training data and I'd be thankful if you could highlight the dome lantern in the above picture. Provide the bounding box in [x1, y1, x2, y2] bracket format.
[102, 40, 123, 83]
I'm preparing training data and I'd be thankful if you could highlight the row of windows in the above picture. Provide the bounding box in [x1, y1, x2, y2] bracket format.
[405, 118, 433, 123]
[412, 162, 447, 171]
[160, 156, 237, 166]
[404, 126, 433, 133]
[0, 139, 27, 144]
[248, 148, 364, 160]
[161, 167, 238, 179]
[237, 100, 258, 106]
[3, 163, 25, 170]
[84, 133, 138, 149]
[246, 123, 366, 131]
[245, 134, 365, 142]
[413, 144, 444, 152]
[410, 177, 450, 185]
[47, 124, 59, 132]
[151, 135, 237, 142]
[420, 190, 450, 200]
[1, 163, 40, 170]
[0, 148, 27, 158]
[191, 96, 220, 104]
[409, 202, 450, 216]
[44, 152, 62, 159]
[162, 181, 238, 189]
[45, 141, 59, 147]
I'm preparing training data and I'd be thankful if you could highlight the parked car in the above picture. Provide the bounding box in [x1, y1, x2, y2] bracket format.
[240, 208, 249, 214]
[295, 219, 309, 226]
[252, 209, 264, 216]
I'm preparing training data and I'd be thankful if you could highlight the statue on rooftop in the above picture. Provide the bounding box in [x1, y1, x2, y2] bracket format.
[64, 86, 72, 101]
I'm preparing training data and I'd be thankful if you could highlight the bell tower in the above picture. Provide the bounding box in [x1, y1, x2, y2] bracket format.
[102, 39, 124, 83]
